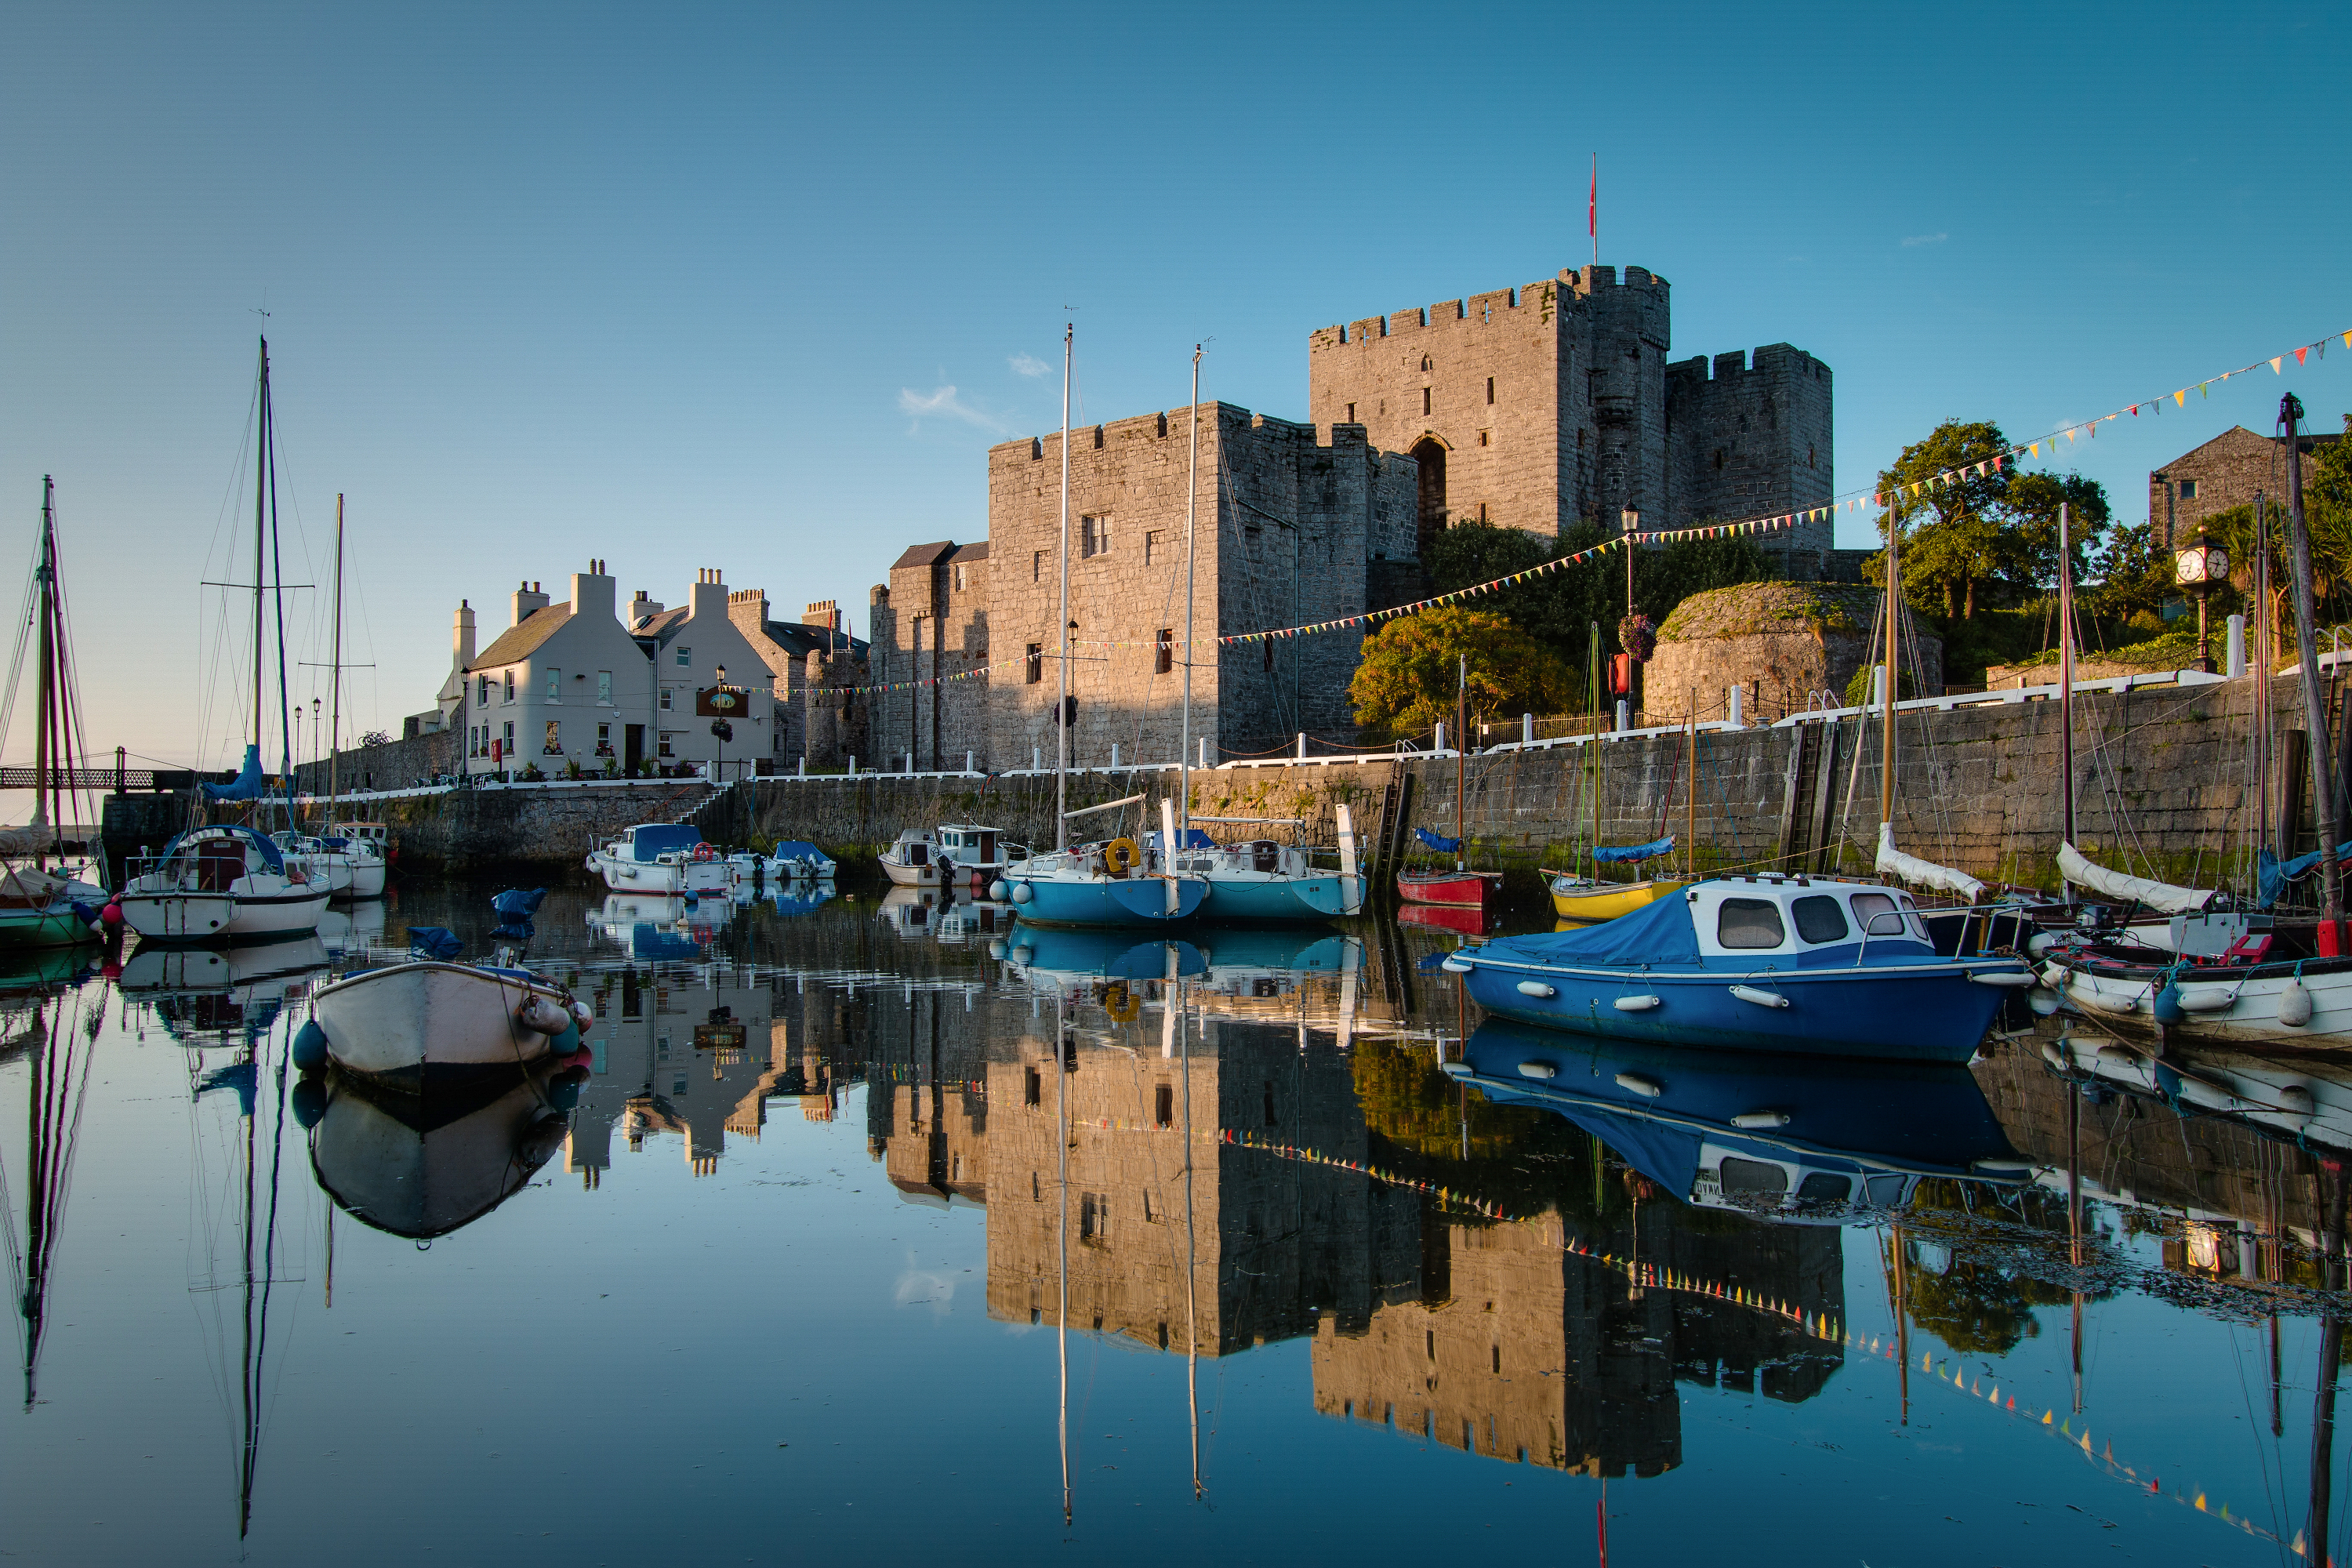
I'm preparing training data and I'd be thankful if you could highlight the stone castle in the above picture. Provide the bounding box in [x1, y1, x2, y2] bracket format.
[867, 260, 1833, 767]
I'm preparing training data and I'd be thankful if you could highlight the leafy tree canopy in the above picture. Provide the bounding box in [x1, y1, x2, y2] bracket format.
[1348, 605, 1573, 742]
[1869, 420, 2110, 618]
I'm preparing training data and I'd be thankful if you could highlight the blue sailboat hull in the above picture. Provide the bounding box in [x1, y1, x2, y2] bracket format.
[1460, 957, 2010, 1062]
[1011, 876, 1208, 928]
[1198, 873, 1356, 924]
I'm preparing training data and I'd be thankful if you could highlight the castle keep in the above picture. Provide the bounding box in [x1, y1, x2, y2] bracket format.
[1307, 264, 1833, 557]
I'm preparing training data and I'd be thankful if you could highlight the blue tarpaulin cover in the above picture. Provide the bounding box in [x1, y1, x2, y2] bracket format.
[1591, 835, 1675, 864]
[1477, 888, 1703, 968]
[1415, 828, 1463, 853]
[772, 840, 832, 862]
[408, 926, 463, 960]
[2259, 841, 2352, 909]
[156, 824, 284, 873]
[492, 887, 548, 917]
[629, 825, 702, 862]
[200, 744, 273, 802]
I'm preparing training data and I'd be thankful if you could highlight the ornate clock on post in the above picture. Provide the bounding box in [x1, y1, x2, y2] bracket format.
[699, 662, 743, 784]
[2174, 529, 2228, 674]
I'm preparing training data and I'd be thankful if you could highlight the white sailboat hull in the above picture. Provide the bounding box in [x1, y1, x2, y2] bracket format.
[310, 961, 582, 1090]
[118, 884, 329, 942]
[590, 850, 728, 895]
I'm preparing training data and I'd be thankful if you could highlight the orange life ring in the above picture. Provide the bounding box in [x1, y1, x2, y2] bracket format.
[691, 844, 717, 862]
[1103, 981, 1140, 1022]
[1103, 837, 1141, 877]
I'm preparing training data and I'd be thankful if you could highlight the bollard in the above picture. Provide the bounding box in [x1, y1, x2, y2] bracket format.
[904, 753, 913, 775]
[1522, 713, 1534, 745]
[1033, 746, 1042, 772]
[2226, 615, 2247, 678]
[965, 750, 974, 774]
[1728, 685, 1743, 727]
[1199, 737, 1209, 768]
[1297, 732, 1306, 760]
[1613, 701, 1628, 732]
[1869, 663, 1886, 708]
[1434, 720, 1446, 753]
[1111, 742, 1120, 769]
[847, 754, 855, 777]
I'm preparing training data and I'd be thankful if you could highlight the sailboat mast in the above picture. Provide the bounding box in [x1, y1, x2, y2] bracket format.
[1879, 504, 1899, 826]
[1055, 324, 1072, 853]
[1180, 346, 1199, 845]
[2058, 502, 2077, 872]
[1455, 654, 1467, 873]
[33, 478, 53, 852]
[253, 339, 268, 754]
[330, 496, 344, 813]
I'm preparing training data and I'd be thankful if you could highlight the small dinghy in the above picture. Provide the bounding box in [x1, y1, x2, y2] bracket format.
[303, 920, 592, 1092]
[1548, 836, 1688, 923]
[1445, 873, 2033, 1062]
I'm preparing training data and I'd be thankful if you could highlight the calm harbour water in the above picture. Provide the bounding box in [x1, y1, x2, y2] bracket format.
[2, 877, 2345, 1566]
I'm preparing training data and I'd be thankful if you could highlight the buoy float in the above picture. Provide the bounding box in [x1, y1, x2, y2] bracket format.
[100, 902, 122, 927]
[291, 1020, 331, 1073]
[2280, 977, 2314, 1027]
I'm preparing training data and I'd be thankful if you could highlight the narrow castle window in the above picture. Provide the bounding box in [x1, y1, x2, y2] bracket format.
[1025, 644, 1042, 684]
[1091, 425, 1104, 449]
[1156, 412, 1168, 437]
[954, 564, 966, 591]
[1156, 1083, 1173, 1127]
[1420, 354, 1432, 372]
[1033, 550, 1042, 583]
[1713, 448, 1726, 470]
[1485, 376, 1494, 405]
[1145, 530, 1161, 565]
[1346, 402, 1356, 423]
[1422, 387, 1432, 416]
[1478, 503, 1488, 523]
[1030, 437, 1042, 459]
[1478, 430, 1489, 448]
[1156, 629, 1173, 675]
[1577, 428, 1588, 449]
[1808, 446, 1816, 469]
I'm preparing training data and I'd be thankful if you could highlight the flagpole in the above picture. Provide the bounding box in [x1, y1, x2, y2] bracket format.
[1589, 154, 1599, 270]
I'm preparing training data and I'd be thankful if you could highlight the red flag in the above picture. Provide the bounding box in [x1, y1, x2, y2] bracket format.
[1588, 158, 1597, 239]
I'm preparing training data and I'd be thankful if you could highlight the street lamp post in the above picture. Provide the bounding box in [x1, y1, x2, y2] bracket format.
[2175, 528, 2228, 674]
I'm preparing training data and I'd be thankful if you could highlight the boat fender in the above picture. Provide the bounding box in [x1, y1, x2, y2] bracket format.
[1731, 1109, 1790, 1130]
[290, 1076, 328, 1131]
[2281, 971, 2314, 1027]
[2027, 986, 2062, 1016]
[2039, 1039, 2071, 1070]
[1011, 946, 1035, 967]
[1729, 984, 1790, 1010]
[1613, 994, 1662, 1012]
[1968, 969, 2036, 987]
[987, 938, 1007, 961]
[291, 1019, 331, 1073]
[2153, 1062, 2184, 1102]
[989, 880, 1010, 902]
[545, 1069, 588, 1112]
[2085, 990, 2139, 1014]
[1613, 1071, 1664, 1098]
[100, 902, 122, 927]
[2096, 1043, 2143, 1068]
[2278, 1084, 2318, 1122]
[1515, 981, 1558, 999]
[2151, 973, 2185, 1024]
[569, 999, 596, 1034]
[1437, 1060, 1472, 1079]
[2176, 985, 2234, 1014]
[1517, 1062, 1557, 1080]
[1010, 882, 1034, 905]
[1439, 956, 1473, 974]
[518, 995, 572, 1035]
[2027, 932, 2067, 959]
[549, 1022, 582, 1056]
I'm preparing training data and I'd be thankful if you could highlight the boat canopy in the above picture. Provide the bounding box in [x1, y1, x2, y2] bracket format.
[2057, 841, 2215, 915]
[1415, 828, 1463, 853]
[0, 824, 60, 856]
[1874, 823, 1987, 902]
[156, 823, 284, 873]
[2259, 840, 2352, 908]
[772, 840, 829, 862]
[1592, 835, 1675, 865]
[626, 825, 702, 862]
[1482, 889, 1703, 967]
[201, 744, 273, 802]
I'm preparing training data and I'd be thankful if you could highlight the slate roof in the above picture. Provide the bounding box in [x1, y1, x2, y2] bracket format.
[892, 541, 958, 569]
[466, 604, 575, 672]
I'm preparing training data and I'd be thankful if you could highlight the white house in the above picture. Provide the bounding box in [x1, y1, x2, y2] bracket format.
[627, 569, 775, 779]
[460, 562, 655, 776]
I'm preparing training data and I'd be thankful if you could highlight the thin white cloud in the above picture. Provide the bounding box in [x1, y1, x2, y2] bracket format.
[1009, 353, 1051, 378]
[1901, 232, 1949, 247]
[897, 384, 1007, 433]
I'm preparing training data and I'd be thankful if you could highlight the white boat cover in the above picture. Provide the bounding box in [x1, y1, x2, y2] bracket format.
[2057, 840, 2216, 914]
[0, 825, 59, 857]
[1875, 822, 1987, 903]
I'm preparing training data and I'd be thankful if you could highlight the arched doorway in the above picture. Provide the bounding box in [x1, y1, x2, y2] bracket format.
[1410, 437, 1447, 555]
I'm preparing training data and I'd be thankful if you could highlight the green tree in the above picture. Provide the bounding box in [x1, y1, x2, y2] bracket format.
[1867, 421, 2111, 615]
[1348, 605, 1573, 742]
[2002, 470, 2111, 590]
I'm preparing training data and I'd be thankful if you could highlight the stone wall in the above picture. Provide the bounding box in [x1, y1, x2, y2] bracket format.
[1644, 583, 1944, 723]
[367, 779, 717, 873]
[295, 726, 462, 795]
[1663, 343, 1834, 554]
[2149, 424, 2338, 546]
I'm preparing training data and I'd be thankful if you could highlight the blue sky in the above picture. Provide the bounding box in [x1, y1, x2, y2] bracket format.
[2, 1, 2347, 768]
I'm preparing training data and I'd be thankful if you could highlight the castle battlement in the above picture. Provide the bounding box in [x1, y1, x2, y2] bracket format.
[1314, 263, 1668, 350]
[1664, 343, 1828, 390]
[992, 401, 1386, 466]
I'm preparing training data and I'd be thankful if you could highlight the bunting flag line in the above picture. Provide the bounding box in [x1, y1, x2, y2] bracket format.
[811, 320, 2347, 695]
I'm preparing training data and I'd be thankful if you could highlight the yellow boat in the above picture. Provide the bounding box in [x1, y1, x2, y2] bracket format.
[1548, 875, 1690, 922]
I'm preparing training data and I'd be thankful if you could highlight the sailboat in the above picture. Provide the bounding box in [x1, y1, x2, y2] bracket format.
[1397, 655, 1503, 908]
[0, 478, 107, 949]
[9, 982, 99, 1411]
[998, 327, 1207, 928]
[117, 339, 328, 946]
[297, 496, 387, 899]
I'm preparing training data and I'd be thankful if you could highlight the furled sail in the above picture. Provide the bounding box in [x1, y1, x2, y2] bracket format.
[0, 825, 60, 857]
[1875, 822, 1987, 902]
[201, 744, 271, 802]
[2057, 840, 2216, 914]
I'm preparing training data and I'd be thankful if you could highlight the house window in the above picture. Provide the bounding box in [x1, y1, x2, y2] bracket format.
[543, 720, 562, 755]
[596, 722, 612, 756]
[659, 688, 673, 710]
[597, 670, 612, 705]
[658, 735, 674, 758]
[1145, 530, 1160, 564]
[545, 666, 560, 700]
[503, 670, 514, 702]
[476, 674, 490, 705]
[675, 644, 693, 668]
[2180, 479, 2198, 499]
[1485, 376, 1494, 405]
[1422, 387, 1432, 416]
[1082, 516, 1109, 558]
[1025, 644, 1042, 684]
[1033, 550, 1042, 583]
[1156, 629, 1173, 675]
[955, 564, 967, 591]
[501, 720, 514, 753]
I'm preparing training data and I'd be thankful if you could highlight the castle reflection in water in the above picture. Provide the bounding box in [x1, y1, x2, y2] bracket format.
[535, 887, 1850, 1482]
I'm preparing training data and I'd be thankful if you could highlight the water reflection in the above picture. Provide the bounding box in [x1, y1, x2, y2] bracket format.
[9, 883, 2352, 1564]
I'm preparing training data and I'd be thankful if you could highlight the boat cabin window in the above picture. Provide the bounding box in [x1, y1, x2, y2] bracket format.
[1850, 892, 1916, 940]
[1716, 897, 1786, 949]
[1795, 1172, 1852, 1203]
[1864, 1174, 1908, 1207]
[1791, 894, 1849, 944]
[1718, 1156, 1788, 1196]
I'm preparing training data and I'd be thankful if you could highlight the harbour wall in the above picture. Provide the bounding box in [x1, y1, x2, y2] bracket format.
[115, 671, 2319, 894]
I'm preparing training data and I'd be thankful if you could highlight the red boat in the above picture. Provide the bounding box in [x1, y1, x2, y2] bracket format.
[1396, 869, 1504, 908]
[1396, 899, 1501, 937]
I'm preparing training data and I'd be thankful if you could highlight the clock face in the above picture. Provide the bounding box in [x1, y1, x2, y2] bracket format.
[2176, 554, 2206, 584]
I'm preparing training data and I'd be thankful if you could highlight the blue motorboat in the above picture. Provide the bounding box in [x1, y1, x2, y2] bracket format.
[998, 840, 1208, 928]
[1449, 1022, 2030, 1219]
[1445, 873, 2033, 1062]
